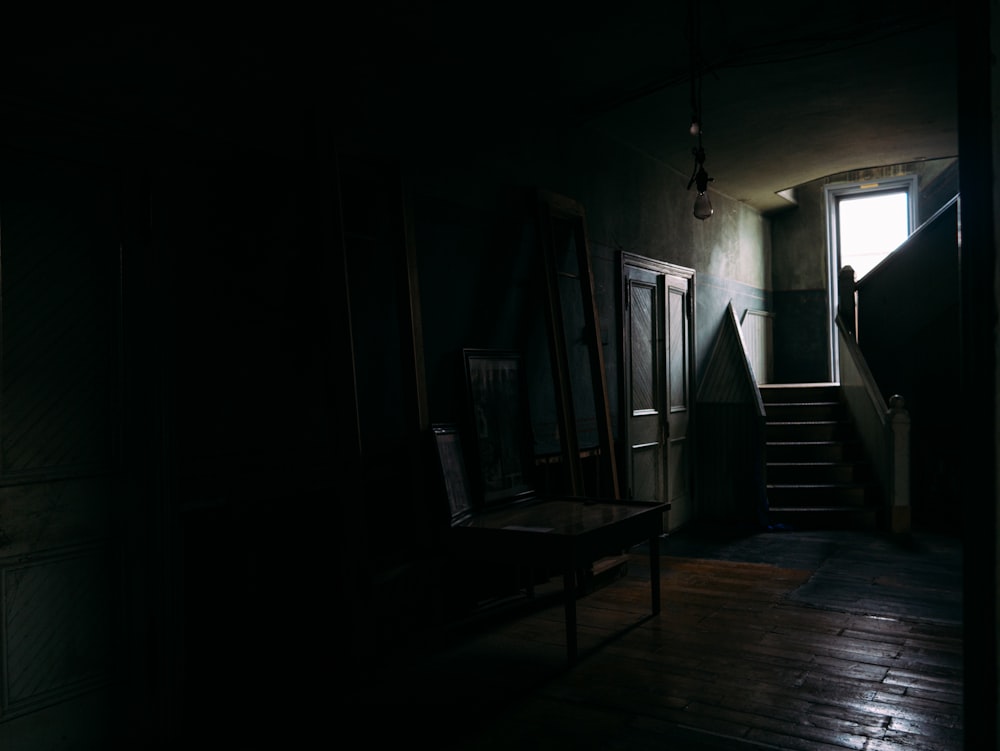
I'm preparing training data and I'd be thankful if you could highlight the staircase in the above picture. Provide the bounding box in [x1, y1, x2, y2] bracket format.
[759, 383, 881, 530]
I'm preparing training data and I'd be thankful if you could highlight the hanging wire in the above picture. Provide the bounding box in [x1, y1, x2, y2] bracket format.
[686, 0, 711, 194]
[688, 0, 703, 136]
[686, 0, 713, 218]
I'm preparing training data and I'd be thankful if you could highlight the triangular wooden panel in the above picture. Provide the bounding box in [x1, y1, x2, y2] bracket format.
[696, 301, 763, 408]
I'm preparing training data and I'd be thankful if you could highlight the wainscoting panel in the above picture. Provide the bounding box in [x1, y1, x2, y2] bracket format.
[741, 309, 774, 385]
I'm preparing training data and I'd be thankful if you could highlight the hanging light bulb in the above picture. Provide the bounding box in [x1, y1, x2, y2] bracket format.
[687, 144, 714, 220]
[693, 188, 713, 220]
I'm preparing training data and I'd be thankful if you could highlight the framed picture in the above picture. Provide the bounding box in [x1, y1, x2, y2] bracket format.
[430, 423, 474, 525]
[462, 348, 536, 505]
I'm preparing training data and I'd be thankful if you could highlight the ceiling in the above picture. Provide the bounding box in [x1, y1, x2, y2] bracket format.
[1, 5, 960, 216]
[355, 0, 960, 216]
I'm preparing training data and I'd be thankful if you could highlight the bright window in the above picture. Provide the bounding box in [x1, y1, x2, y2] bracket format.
[837, 191, 910, 279]
[827, 176, 917, 281]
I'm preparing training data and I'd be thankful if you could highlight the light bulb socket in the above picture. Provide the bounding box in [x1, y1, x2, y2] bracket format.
[694, 165, 710, 194]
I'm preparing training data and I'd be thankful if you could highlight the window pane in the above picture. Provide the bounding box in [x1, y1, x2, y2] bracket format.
[839, 191, 909, 279]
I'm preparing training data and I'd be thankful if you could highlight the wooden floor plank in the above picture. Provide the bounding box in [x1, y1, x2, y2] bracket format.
[358, 528, 963, 750]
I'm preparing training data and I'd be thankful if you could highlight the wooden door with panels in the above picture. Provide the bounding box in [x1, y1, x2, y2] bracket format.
[621, 253, 695, 533]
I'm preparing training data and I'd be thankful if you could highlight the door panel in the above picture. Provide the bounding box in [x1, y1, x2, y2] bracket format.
[665, 276, 692, 528]
[625, 267, 664, 508]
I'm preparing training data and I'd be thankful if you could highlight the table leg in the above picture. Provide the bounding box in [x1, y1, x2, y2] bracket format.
[564, 567, 577, 662]
[649, 534, 660, 614]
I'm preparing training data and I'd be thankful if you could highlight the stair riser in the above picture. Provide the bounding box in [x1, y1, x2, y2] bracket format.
[767, 446, 850, 463]
[767, 485, 868, 507]
[766, 443, 863, 462]
[766, 508, 879, 530]
[766, 423, 855, 441]
[763, 404, 843, 422]
[767, 465, 869, 484]
[760, 386, 841, 404]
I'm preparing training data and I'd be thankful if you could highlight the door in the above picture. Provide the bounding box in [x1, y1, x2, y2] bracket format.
[622, 254, 694, 532]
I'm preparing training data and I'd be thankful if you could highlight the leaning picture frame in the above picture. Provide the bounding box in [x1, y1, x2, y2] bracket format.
[462, 348, 536, 505]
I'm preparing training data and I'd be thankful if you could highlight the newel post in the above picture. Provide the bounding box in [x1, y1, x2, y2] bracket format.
[887, 394, 911, 534]
[838, 265, 857, 337]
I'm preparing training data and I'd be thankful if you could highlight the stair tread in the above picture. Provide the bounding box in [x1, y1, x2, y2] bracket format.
[767, 419, 848, 424]
[767, 506, 878, 513]
[759, 383, 839, 388]
[767, 459, 868, 467]
[764, 402, 841, 408]
[767, 440, 860, 446]
[767, 482, 870, 488]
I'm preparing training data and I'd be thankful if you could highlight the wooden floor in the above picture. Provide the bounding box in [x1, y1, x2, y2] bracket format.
[359, 525, 964, 750]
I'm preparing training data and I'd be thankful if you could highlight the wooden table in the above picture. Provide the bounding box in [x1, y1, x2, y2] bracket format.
[447, 497, 667, 662]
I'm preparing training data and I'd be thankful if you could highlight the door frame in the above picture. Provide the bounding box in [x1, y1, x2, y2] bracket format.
[619, 252, 696, 517]
[535, 189, 619, 499]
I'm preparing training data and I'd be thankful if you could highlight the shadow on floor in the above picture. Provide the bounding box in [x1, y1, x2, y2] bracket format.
[642, 522, 963, 625]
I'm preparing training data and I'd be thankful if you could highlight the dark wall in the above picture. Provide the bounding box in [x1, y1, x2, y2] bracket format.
[772, 289, 832, 383]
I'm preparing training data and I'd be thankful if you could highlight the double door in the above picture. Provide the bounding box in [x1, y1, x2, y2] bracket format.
[622, 254, 694, 532]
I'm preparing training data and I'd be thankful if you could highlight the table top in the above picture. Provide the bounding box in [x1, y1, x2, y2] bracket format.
[453, 497, 666, 537]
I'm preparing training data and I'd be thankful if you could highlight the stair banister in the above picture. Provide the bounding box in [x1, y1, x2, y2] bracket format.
[835, 310, 911, 533]
[887, 394, 911, 533]
[838, 266, 858, 339]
